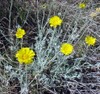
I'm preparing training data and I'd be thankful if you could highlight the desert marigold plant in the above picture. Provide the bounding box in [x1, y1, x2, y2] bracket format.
[49, 16, 63, 28]
[79, 3, 86, 9]
[15, 28, 26, 38]
[60, 43, 74, 55]
[85, 35, 96, 46]
[15, 47, 35, 64]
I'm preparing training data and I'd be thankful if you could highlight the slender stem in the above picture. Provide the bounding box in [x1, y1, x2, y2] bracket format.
[25, 64, 28, 94]
[19, 64, 23, 94]
[25, 65, 28, 88]
[21, 38, 23, 48]
[9, 0, 13, 32]
[9, 0, 13, 58]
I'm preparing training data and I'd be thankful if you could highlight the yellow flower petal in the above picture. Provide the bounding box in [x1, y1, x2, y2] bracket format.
[60, 43, 74, 55]
[85, 35, 96, 46]
[15, 47, 35, 64]
[79, 3, 86, 9]
[49, 16, 63, 28]
[15, 28, 26, 38]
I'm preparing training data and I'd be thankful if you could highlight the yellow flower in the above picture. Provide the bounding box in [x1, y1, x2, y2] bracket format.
[96, 7, 100, 12]
[85, 35, 96, 46]
[60, 43, 74, 55]
[15, 28, 26, 38]
[90, 12, 97, 17]
[15, 47, 35, 64]
[79, 3, 86, 9]
[49, 16, 63, 28]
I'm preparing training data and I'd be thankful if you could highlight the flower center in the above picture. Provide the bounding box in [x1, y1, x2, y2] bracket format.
[22, 54, 28, 60]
